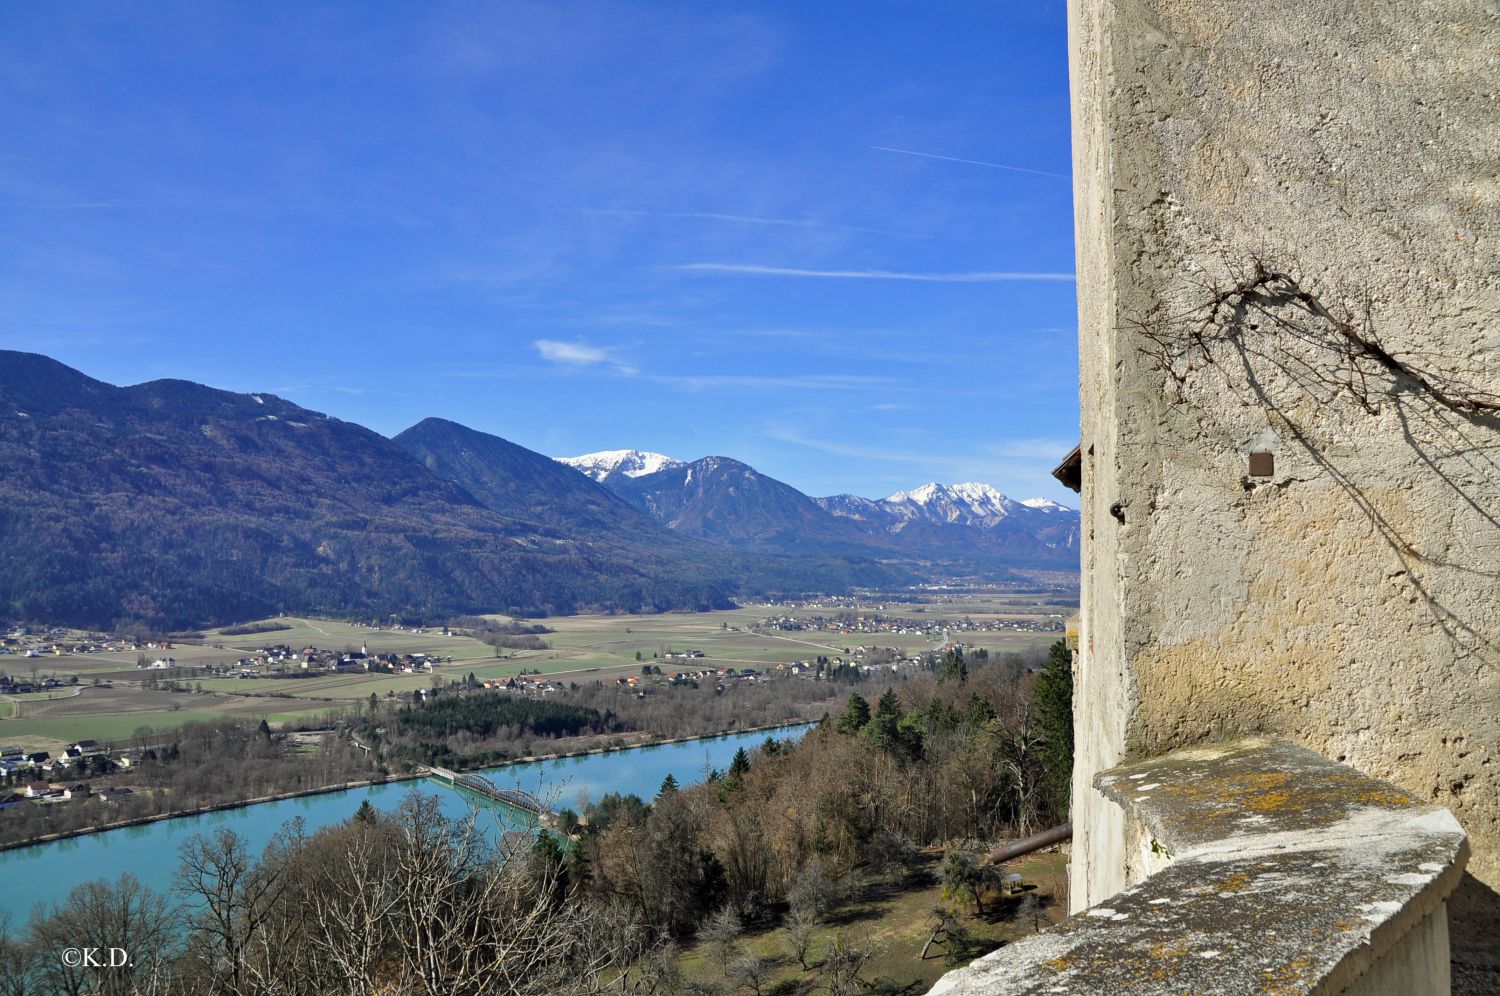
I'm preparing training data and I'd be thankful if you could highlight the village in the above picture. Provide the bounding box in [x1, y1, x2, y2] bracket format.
[759, 610, 1065, 638]
[0, 738, 139, 811]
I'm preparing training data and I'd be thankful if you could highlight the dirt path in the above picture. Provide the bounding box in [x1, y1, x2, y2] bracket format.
[751, 630, 848, 654]
[0, 686, 85, 720]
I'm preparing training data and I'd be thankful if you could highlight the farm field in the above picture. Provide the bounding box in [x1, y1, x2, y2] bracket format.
[0, 594, 1066, 756]
[208, 617, 501, 662]
[0, 701, 355, 755]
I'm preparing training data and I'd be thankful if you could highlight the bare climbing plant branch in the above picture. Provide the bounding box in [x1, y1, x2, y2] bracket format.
[1133, 259, 1500, 418]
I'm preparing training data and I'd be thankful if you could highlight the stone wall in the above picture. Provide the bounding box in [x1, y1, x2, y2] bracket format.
[1066, 0, 1500, 969]
[935, 738, 1468, 995]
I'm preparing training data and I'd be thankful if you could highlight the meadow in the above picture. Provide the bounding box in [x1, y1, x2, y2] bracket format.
[675, 850, 1068, 992]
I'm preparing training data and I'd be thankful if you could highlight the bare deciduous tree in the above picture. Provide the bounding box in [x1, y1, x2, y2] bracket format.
[815, 931, 872, 996]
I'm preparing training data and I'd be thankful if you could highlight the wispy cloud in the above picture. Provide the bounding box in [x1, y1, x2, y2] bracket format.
[985, 438, 1078, 460]
[0, 201, 127, 211]
[648, 372, 891, 392]
[533, 339, 637, 375]
[720, 328, 822, 339]
[677, 263, 1074, 282]
[869, 145, 1071, 180]
[271, 383, 367, 398]
[578, 208, 908, 237]
[765, 428, 934, 465]
[534, 340, 609, 364]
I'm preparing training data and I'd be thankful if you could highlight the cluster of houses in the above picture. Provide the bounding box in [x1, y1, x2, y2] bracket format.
[761, 611, 1064, 637]
[173, 643, 450, 679]
[3, 626, 163, 658]
[0, 742, 140, 810]
[476, 676, 566, 695]
[781, 654, 933, 677]
[611, 667, 764, 697]
[0, 740, 117, 778]
[0, 745, 54, 778]
[2, 780, 134, 810]
[0, 672, 70, 695]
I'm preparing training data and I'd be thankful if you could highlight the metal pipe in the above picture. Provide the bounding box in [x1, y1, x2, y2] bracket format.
[986, 822, 1072, 864]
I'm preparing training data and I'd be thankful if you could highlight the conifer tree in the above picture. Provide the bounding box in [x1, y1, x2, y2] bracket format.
[835, 693, 871, 733]
[1031, 639, 1074, 820]
[721, 747, 751, 795]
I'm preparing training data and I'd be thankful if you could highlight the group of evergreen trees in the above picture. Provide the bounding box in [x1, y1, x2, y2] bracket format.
[373, 691, 611, 767]
[828, 642, 1073, 824]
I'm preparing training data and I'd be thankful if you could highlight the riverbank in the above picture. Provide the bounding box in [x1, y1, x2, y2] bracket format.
[0, 719, 816, 854]
[0, 725, 812, 925]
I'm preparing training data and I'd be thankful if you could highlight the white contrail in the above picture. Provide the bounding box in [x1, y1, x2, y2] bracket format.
[869, 145, 1071, 179]
[678, 263, 1074, 282]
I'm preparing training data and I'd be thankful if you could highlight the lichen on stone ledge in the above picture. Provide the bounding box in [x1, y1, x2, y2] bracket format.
[929, 737, 1468, 995]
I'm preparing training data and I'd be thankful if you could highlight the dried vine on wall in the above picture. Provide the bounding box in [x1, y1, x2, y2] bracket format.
[1134, 260, 1499, 419]
[1131, 258, 1499, 664]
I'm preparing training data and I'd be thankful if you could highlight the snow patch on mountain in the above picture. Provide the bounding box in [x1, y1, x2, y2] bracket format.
[557, 449, 685, 482]
[883, 482, 1019, 524]
[1020, 497, 1072, 512]
[815, 493, 886, 522]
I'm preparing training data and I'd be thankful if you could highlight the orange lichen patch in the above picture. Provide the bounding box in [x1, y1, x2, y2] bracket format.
[1148, 940, 1190, 959]
[1217, 872, 1252, 894]
[1245, 789, 1294, 813]
[1101, 739, 1433, 849]
[1259, 954, 1315, 996]
[1043, 956, 1075, 973]
[1352, 787, 1422, 809]
[1243, 772, 1291, 793]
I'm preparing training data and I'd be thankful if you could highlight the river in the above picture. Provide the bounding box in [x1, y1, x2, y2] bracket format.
[0, 725, 810, 925]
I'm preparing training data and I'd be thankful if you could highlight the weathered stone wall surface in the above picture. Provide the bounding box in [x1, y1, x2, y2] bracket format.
[1066, 0, 1500, 966]
[938, 738, 1468, 994]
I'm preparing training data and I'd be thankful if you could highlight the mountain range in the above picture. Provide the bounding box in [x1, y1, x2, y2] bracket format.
[557, 450, 1079, 563]
[0, 351, 1076, 629]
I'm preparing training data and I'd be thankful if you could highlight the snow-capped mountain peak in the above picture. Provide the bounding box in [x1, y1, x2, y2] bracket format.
[1020, 497, 1072, 512]
[884, 482, 939, 505]
[883, 481, 1015, 520]
[557, 449, 685, 482]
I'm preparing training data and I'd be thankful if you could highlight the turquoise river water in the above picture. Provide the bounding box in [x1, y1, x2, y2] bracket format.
[0, 725, 810, 925]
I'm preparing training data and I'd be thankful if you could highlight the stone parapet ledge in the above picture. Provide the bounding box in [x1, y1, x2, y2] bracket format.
[930, 737, 1469, 995]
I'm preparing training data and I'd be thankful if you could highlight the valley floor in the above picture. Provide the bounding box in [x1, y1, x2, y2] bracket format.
[0, 593, 1068, 755]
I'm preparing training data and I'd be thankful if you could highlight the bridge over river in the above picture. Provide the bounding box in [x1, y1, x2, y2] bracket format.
[420, 766, 556, 823]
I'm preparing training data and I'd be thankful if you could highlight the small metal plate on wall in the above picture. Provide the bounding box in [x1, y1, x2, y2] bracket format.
[1248, 451, 1275, 477]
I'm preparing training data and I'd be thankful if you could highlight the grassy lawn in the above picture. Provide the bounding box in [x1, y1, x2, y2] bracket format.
[0, 694, 356, 751]
[678, 851, 1068, 993]
[0, 709, 240, 750]
[0, 700, 12, 719]
[264, 704, 355, 726]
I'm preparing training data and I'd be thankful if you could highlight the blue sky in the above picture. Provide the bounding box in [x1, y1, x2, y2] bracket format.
[1, 2, 1079, 503]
